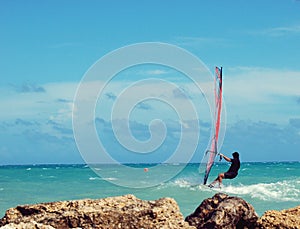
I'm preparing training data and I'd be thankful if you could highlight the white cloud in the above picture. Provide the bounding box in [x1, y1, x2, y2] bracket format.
[144, 69, 169, 75]
[2, 66, 300, 127]
[11, 82, 46, 93]
[0, 82, 78, 125]
[226, 66, 300, 98]
[2, 66, 300, 164]
[250, 24, 300, 37]
[268, 25, 300, 36]
[224, 119, 300, 162]
[224, 66, 300, 123]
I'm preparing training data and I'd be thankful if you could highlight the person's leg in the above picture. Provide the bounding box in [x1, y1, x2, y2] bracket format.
[209, 173, 224, 187]
[217, 173, 225, 186]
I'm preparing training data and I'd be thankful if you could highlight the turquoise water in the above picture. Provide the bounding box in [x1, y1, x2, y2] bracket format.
[0, 162, 299, 218]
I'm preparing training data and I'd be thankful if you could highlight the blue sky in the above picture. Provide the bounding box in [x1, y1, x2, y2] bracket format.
[1, 0, 300, 165]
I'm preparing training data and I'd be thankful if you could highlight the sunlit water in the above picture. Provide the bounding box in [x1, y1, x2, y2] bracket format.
[0, 162, 299, 217]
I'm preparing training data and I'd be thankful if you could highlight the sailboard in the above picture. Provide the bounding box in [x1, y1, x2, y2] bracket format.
[200, 66, 223, 185]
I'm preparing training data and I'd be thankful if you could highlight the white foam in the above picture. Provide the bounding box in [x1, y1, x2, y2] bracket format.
[170, 177, 300, 202]
[173, 179, 192, 188]
[89, 177, 117, 181]
[89, 177, 101, 180]
[222, 180, 300, 202]
[104, 177, 117, 181]
[171, 178, 212, 192]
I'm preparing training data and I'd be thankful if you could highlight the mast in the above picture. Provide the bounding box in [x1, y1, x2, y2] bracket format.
[203, 66, 223, 185]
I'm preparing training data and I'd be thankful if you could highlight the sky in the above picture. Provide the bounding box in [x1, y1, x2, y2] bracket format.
[0, 0, 300, 165]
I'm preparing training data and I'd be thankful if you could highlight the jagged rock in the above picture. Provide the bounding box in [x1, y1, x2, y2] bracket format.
[0, 194, 194, 229]
[185, 193, 258, 229]
[256, 205, 300, 228]
[0, 221, 55, 229]
[4, 193, 299, 229]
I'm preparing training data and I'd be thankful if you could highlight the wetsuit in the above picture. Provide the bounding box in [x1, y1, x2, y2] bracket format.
[224, 157, 240, 179]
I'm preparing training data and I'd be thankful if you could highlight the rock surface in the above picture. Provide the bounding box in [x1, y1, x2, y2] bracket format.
[185, 193, 258, 229]
[256, 205, 300, 228]
[1, 193, 300, 229]
[0, 194, 194, 229]
[0, 221, 55, 229]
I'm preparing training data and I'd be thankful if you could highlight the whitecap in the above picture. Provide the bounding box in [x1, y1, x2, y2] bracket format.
[169, 178, 208, 191]
[89, 177, 101, 180]
[89, 177, 117, 181]
[173, 179, 191, 188]
[103, 177, 117, 181]
[286, 167, 295, 171]
[222, 180, 300, 202]
[26, 168, 31, 171]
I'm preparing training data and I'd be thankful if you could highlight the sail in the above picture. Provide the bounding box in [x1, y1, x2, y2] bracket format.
[201, 66, 223, 185]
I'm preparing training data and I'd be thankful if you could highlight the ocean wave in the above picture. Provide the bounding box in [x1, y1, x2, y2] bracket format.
[89, 177, 101, 180]
[103, 177, 117, 181]
[40, 175, 56, 179]
[173, 179, 193, 188]
[89, 177, 117, 181]
[222, 180, 300, 202]
[170, 178, 300, 202]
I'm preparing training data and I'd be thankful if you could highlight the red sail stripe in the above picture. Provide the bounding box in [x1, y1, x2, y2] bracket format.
[203, 66, 222, 184]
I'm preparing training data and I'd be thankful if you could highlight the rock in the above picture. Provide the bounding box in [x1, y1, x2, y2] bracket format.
[4, 193, 299, 229]
[0, 194, 194, 229]
[0, 221, 55, 229]
[185, 193, 258, 229]
[256, 205, 300, 228]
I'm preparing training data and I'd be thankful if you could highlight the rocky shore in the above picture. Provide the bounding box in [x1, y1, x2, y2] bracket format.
[0, 193, 299, 229]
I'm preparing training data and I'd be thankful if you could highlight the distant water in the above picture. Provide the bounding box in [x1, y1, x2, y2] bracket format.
[0, 162, 299, 218]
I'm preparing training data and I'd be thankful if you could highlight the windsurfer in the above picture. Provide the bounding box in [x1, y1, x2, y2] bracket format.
[208, 152, 240, 188]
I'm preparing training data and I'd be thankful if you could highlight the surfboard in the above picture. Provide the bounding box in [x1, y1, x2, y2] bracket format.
[190, 183, 222, 190]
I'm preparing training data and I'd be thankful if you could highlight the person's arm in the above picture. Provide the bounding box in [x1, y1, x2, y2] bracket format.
[220, 153, 232, 162]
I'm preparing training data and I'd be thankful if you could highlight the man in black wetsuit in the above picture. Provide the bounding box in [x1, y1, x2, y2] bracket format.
[209, 152, 240, 188]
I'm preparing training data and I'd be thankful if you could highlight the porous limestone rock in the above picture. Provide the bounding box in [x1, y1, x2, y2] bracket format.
[185, 193, 258, 229]
[0, 194, 194, 229]
[0, 221, 55, 229]
[3, 193, 299, 229]
[256, 205, 300, 228]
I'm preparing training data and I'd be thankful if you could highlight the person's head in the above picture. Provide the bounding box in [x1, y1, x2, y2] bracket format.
[232, 152, 239, 158]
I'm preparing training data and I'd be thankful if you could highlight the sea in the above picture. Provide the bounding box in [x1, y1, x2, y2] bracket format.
[0, 162, 299, 218]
